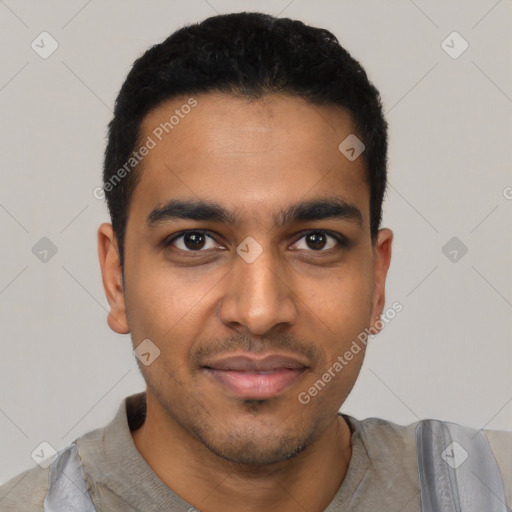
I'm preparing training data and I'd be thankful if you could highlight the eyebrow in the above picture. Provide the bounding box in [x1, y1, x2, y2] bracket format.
[146, 196, 363, 228]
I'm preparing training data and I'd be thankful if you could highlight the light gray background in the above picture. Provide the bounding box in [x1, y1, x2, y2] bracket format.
[1, 0, 511, 484]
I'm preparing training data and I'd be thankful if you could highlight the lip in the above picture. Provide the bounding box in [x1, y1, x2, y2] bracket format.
[202, 353, 309, 399]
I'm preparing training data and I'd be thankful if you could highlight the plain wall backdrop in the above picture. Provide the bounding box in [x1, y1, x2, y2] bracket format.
[1, 0, 511, 484]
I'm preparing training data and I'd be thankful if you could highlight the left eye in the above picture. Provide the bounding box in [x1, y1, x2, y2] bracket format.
[292, 231, 345, 252]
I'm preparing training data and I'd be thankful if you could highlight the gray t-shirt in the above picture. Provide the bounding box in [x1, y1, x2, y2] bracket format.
[1, 391, 510, 511]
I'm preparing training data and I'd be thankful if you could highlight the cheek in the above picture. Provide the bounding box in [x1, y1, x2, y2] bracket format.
[124, 261, 220, 356]
[307, 260, 374, 334]
[301, 266, 373, 394]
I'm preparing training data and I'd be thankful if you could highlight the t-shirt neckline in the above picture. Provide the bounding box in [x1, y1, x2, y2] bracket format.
[94, 392, 370, 511]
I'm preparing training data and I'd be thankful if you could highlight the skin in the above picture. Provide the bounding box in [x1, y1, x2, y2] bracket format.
[98, 92, 392, 512]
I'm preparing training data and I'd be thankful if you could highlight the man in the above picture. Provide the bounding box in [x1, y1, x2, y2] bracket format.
[1, 11, 510, 512]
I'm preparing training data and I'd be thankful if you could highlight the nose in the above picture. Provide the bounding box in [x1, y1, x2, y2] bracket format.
[219, 243, 298, 336]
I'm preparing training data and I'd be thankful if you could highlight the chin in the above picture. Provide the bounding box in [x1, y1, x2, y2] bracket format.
[204, 435, 309, 466]
[192, 416, 317, 467]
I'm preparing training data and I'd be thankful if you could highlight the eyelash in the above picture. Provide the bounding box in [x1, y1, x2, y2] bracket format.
[163, 229, 349, 254]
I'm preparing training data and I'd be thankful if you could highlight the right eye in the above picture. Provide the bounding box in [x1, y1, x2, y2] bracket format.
[164, 230, 225, 252]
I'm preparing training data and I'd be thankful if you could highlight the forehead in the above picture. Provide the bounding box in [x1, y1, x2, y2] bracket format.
[129, 92, 369, 229]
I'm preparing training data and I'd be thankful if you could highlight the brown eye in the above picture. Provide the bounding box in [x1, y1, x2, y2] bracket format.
[305, 232, 328, 250]
[182, 232, 206, 250]
[166, 231, 220, 252]
[292, 231, 347, 252]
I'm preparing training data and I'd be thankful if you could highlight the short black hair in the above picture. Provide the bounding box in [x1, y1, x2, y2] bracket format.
[103, 11, 388, 270]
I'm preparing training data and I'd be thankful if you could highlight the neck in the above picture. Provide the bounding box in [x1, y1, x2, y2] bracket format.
[131, 394, 353, 512]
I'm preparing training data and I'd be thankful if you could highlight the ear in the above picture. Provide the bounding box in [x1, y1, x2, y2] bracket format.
[97, 223, 130, 334]
[369, 228, 393, 333]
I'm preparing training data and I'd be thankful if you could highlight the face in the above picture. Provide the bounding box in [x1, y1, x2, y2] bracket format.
[98, 92, 392, 466]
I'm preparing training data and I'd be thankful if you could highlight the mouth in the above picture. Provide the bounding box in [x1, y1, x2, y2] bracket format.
[202, 353, 309, 400]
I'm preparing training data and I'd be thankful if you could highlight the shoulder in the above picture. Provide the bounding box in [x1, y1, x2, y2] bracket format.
[345, 413, 511, 508]
[0, 439, 97, 512]
[343, 414, 511, 476]
[342, 414, 422, 488]
[345, 413, 512, 458]
[344, 414, 421, 457]
[0, 464, 49, 512]
[0, 395, 131, 512]
[485, 426, 512, 460]
[485, 428, 512, 505]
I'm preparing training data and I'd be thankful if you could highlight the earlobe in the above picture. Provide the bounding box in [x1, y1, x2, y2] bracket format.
[97, 223, 130, 335]
[370, 228, 393, 333]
